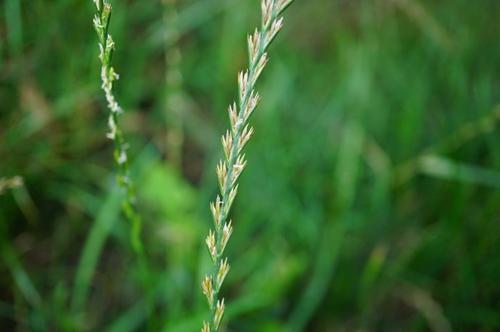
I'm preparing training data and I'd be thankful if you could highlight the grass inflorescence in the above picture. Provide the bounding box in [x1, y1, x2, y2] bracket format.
[92, 0, 144, 256]
[201, 1, 294, 331]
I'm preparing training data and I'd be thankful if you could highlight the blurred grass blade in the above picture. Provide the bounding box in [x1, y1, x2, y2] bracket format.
[390, 0, 453, 50]
[287, 222, 346, 332]
[288, 121, 364, 330]
[12, 185, 38, 225]
[358, 244, 388, 304]
[1, 243, 47, 330]
[1, 244, 41, 308]
[105, 299, 147, 332]
[4, 0, 23, 57]
[419, 155, 500, 188]
[148, 0, 236, 48]
[396, 283, 451, 332]
[335, 122, 365, 209]
[71, 188, 122, 314]
[71, 146, 154, 317]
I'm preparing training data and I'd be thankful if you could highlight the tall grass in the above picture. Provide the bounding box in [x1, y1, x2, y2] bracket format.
[92, 0, 144, 256]
[201, 1, 294, 331]
[1, 0, 499, 331]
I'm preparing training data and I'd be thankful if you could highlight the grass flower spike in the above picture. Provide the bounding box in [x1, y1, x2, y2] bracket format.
[201, 0, 294, 330]
[92, 0, 143, 255]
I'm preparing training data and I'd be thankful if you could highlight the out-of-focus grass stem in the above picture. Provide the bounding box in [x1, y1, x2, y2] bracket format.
[163, 0, 184, 170]
[92, 0, 144, 257]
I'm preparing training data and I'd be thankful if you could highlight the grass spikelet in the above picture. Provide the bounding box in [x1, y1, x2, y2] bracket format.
[92, 0, 144, 255]
[201, 0, 294, 330]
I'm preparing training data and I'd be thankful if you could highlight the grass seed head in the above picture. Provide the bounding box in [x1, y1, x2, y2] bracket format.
[216, 258, 230, 289]
[201, 276, 214, 308]
[214, 299, 225, 330]
[201, 0, 294, 329]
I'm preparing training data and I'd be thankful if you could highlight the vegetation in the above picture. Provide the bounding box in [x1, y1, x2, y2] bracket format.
[92, 0, 144, 259]
[201, 1, 293, 331]
[1, 0, 499, 331]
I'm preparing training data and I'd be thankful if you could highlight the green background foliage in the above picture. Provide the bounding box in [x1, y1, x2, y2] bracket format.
[1, 0, 499, 331]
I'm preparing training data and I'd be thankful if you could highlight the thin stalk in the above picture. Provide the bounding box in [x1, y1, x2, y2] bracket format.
[92, 0, 144, 256]
[92, 0, 156, 325]
[201, 1, 294, 331]
[163, 0, 184, 169]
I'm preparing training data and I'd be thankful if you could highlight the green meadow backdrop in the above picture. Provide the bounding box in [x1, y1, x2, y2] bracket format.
[1, 0, 499, 331]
